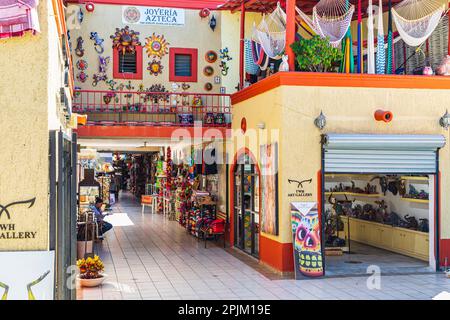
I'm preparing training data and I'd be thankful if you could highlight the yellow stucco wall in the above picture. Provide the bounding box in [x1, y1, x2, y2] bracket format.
[232, 83, 450, 246]
[0, 1, 50, 251]
[68, 4, 228, 93]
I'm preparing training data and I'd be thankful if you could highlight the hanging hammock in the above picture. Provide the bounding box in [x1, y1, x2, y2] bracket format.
[253, 3, 286, 59]
[392, 0, 446, 47]
[245, 39, 260, 75]
[296, 0, 355, 47]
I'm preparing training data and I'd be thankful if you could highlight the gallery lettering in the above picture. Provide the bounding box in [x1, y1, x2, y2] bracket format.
[0, 224, 37, 239]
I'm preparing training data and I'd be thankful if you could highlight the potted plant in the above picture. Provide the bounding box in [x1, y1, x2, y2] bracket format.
[290, 36, 343, 72]
[76, 255, 107, 287]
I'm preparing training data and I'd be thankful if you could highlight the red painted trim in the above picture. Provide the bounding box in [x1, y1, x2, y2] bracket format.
[67, 0, 226, 10]
[169, 48, 198, 83]
[75, 125, 231, 138]
[113, 46, 143, 80]
[259, 235, 294, 272]
[231, 72, 450, 105]
[440, 239, 450, 267]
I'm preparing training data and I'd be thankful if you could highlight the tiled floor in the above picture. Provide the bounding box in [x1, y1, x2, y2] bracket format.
[77, 192, 450, 300]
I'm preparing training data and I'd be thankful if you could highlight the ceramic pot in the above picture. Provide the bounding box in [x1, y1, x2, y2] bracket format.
[77, 240, 93, 260]
[77, 274, 107, 287]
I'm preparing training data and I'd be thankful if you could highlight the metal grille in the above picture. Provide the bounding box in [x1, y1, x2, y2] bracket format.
[174, 54, 192, 76]
[119, 52, 137, 73]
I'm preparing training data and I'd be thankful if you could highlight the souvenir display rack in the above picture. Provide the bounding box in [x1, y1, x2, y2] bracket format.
[79, 168, 101, 211]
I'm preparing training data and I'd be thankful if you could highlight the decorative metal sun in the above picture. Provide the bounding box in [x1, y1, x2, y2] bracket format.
[145, 33, 169, 58]
[147, 60, 163, 76]
[110, 26, 141, 55]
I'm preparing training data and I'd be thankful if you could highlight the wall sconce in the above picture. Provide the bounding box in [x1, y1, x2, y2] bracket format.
[439, 109, 450, 129]
[209, 14, 217, 32]
[256, 122, 265, 129]
[314, 110, 326, 130]
[85, 2, 95, 12]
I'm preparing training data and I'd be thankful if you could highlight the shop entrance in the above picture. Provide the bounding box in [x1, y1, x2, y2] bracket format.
[320, 134, 445, 277]
[233, 154, 260, 258]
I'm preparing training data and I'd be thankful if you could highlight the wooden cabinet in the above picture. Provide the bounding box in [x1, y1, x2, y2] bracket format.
[342, 217, 428, 261]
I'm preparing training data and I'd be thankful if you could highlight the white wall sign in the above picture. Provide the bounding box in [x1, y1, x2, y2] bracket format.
[122, 6, 185, 26]
[0, 251, 55, 300]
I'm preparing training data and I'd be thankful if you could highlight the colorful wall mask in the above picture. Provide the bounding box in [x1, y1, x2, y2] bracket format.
[147, 60, 163, 76]
[145, 33, 169, 58]
[76, 71, 88, 83]
[290, 202, 324, 278]
[110, 26, 141, 54]
[76, 59, 88, 70]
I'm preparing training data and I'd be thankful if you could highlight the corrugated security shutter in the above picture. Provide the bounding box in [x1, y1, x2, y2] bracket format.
[323, 134, 446, 173]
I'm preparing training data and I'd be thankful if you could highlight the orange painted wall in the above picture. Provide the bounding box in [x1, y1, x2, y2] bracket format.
[259, 235, 294, 272]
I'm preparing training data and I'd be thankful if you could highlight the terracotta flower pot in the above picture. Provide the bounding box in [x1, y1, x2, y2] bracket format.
[77, 273, 107, 287]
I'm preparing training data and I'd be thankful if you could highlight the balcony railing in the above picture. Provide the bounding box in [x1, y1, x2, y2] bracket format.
[72, 90, 232, 127]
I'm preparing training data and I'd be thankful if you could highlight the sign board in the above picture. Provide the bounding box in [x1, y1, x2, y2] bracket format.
[290, 202, 324, 279]
[122, 6, 185, 26]
[0, 251, 55, 300]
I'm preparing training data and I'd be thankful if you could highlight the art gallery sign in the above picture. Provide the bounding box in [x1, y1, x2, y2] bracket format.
[122, 6, 185, 26]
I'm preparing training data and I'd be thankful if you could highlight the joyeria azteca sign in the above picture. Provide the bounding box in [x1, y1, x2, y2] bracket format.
[122, 6, 185, 26]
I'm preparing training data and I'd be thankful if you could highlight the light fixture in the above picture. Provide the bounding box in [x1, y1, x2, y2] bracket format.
[439, 109, 450, 129]
[314, 110, 326, 130]
[209, 14, 217, 32]
[85, 2, 95, 12]
[256, 122, 265, 129]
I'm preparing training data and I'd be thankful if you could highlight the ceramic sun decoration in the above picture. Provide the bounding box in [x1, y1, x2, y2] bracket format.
[147, 60, 163, 76]
[75, 36, 84, 57]
[90, 32, 104, 54]
[110, 26, 141, 54]
[145, 33, 169, 58]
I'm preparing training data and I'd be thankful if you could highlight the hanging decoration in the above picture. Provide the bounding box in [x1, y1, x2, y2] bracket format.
[89, 32, 104, 54]
[75, 36, 84, 57]
[205, 50, 218, 63]
[147, 60, 163, 76]
[110, 26, 141, 55]
[357, 0, 363, 73]
[386, 0, 394, 74]
[92, 56, 110, 86]
[199, 8, 210, 18]
[340, 0, 354, 73]
[203, 66, 214, 76]
[145, 33, 169, 58]
[76, 71, 88, 83]
[367, 0, 376, 74]
[85, 2, 95, 12]
[78, 7, 84, 24]
[219, 48, 232, 76]
[204, 83, 213, 91]
[392, 0, 445, 47]
[253, 3, 286, 59]
[376, 0, 386, 74]
[209, 14, 217, 32]
[296, 0, 354, 47]
[76, 59, 88, 70]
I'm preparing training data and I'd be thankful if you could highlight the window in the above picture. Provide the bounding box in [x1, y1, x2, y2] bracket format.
[113, 46, 143, 79]
[169, 48, 198, 82]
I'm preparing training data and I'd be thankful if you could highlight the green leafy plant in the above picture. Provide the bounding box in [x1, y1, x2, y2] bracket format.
[290, 36, 343, 72]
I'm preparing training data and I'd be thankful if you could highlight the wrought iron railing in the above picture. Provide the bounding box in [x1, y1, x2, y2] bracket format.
[72, 90, 232, 127]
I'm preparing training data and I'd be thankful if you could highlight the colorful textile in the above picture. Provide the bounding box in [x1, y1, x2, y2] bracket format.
[0, 0, 40, 39]
[386, 0, 394, 74]
[245, 39, 259, 75]
[376, 0, 385, 74]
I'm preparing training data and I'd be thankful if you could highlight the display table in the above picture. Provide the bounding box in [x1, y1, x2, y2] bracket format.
[341, 217, 429, 261]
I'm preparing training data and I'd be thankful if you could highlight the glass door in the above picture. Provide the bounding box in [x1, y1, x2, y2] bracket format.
[234, 155, 260, 258]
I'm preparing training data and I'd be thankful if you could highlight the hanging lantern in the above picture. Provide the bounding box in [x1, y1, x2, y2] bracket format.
[209, 14, 217, 31]
[85, 2, 95, 12]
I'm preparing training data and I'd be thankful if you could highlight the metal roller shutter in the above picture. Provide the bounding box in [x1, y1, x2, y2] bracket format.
[323, 134, 446, 173]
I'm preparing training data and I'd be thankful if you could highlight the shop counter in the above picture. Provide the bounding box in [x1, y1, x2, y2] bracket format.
[340, 217, 429, 261]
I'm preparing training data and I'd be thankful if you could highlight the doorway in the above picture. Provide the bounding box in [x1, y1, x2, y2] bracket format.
[233, 153, 260, 258]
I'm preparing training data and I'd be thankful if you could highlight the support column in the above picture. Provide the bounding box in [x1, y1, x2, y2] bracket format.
[239, 1, 246, 89]
[286, 0, 296, 71]
[448, 2, 450, 55]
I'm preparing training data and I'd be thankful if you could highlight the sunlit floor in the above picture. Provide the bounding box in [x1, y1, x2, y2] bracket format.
[77, 192, 450, 300]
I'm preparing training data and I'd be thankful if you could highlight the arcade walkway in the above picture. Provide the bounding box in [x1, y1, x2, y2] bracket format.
[77, 192, 450, 300]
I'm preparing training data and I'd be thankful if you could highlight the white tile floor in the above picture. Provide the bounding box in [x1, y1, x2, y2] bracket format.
[77, 192, 450, 300]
